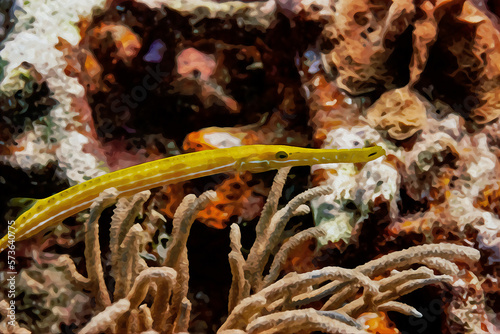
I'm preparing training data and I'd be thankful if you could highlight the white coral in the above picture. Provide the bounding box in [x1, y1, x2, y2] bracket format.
[461, 133, 498, 198]
[0, 0, 107, 184]
[310, 126, 400, 243]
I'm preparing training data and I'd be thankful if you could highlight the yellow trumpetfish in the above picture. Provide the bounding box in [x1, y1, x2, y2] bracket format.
[0, 145, 385, 252]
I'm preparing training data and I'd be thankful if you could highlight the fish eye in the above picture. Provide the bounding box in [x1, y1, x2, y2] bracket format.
[275, 151, 289, 159]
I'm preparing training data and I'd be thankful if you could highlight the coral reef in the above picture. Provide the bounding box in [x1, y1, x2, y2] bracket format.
[0, 0, 499, 332]
[219, 169, 481, 333]
[1, 170, 482, 333]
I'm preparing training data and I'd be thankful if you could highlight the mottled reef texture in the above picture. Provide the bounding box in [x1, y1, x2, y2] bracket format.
[0, 0, 499, 333]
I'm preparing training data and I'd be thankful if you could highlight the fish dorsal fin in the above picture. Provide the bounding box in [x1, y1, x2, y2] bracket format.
[8, 197, 39, 217]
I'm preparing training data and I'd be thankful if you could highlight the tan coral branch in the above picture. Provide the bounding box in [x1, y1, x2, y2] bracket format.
[293, 280, 350, 309]
[127, 309, 141, 334]
[245, 308, 366, 334]
[126, 267, 177, 310]
[340, 275, 454, 318]
[175, 297, 192, 333]
[245, 185, 334, 292]
[377, 301, 422, 318]
[222, 267, 375, 331]
[150, 269, 175, 331]
[254, 167, 291, 239]
[218, 296, 268, 332]
[262, 226, 326, 287]
[160, 191, 215, 333]
[110, 190, 150, 277]
[229, 251, 250, 312]
[320, 281, 362, 311]
[114, 224, 148, 300]
[163, 190, 216, 268]
[419, 256, 460, 275]
[229, 224, 250, 311]
[138, 304, 154, 331]
[355, 243, 480, 277]
[161, 249, 189, 333]
[84, 187, 119, 309]
[230, 222, 244, 255]
[56, 254, 91, 289]
[377, 267, 436, 292]
[79, 299, 131, 334]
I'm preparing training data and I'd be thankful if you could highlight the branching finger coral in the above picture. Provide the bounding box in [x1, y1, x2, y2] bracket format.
[0, 164, 484, 333]
[79, 299, 132, 334]
[113, 224, 148, 300]
[51, 187, 216, 333]
[228, 224, 250, 313]
[354, 243, 480, 277]
[220, 169, 481, 334]
[245, 167, 334, 292]
[245, 308, 366, 334]
[222, 242, 478, 333]
[84, 187, 119, 310]
[110, 191, 151, 280]
[162, 191, 217, 333]
[262, 226, 326, 288]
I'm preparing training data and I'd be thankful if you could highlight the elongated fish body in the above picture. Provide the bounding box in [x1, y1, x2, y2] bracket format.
[0, 145, 385, 252]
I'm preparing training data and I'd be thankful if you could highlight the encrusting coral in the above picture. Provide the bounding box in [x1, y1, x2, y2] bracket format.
[0, 0, 108, 184]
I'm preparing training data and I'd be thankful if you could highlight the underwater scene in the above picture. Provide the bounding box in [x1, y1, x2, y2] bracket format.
[0, 0, 499, 333]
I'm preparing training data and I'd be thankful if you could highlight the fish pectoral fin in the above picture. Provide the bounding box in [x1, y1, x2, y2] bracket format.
[8, 197, 39, 217]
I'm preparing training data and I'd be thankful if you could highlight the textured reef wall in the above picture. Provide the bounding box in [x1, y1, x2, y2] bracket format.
[0, 0, 499, 333]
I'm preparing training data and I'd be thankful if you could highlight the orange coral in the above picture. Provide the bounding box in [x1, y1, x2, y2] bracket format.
[310, 168, 334, 187]
[304, 74, 357, 145]
[322, 0, 415, 94]
[88, 22, 142, 65]
[197, 172, 265, 229]
[294, 49, 365, 146]
[83, 51, 103, 86]
[280, 237, 317, 275]
[183, 127, 248, 152]
[454, 2, 500, 124]
[475, 181, 500, 216]
[157, 173, 266, 229]
[386, 198, 482, 246]
[428, 167, 454, 205]
[359, 312, 400, 334]
[157, 182, 193, 219]
[409, 0, 461, 84]
[55, 37, 104, 93]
